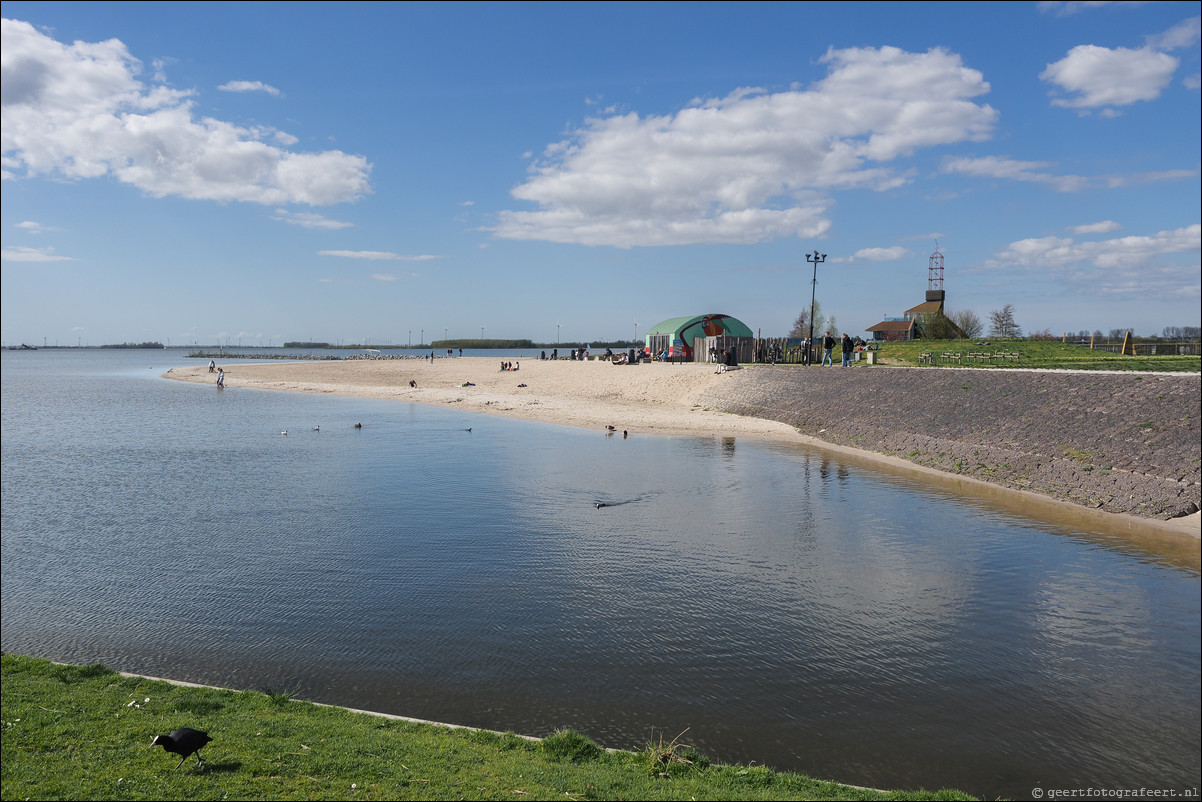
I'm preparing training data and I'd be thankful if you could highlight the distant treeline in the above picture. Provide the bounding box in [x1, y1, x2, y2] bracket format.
[432, 339, 645, 350]
[100, 342, 164, 349]
[268, 339, 647, 351]
[430, 339, 534, 349]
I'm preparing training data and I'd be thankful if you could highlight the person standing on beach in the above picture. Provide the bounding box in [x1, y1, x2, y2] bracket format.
[208, 359, 216, 373]
[841, 333, 853, 367]
[216, 367, 224, 387]
[822, 332, 835, 366]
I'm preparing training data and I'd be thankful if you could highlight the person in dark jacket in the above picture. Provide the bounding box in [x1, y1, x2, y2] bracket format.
[841, 333, 853, 367]
[822, 332, 836, 366]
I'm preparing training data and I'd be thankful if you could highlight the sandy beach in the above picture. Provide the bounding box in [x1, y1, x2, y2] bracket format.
[165, 357, 1200, 541]
[170, 357, 796, 439]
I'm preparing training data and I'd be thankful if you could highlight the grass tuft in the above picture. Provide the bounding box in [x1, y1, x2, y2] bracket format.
[641, 728, 709, 777]
[541, 728, 603, 763]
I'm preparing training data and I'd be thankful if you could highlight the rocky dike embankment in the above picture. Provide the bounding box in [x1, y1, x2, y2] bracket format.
[705, 366, 1200, 521]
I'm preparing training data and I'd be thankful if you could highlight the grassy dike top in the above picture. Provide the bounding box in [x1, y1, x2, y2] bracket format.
[1, 655, 975, 801]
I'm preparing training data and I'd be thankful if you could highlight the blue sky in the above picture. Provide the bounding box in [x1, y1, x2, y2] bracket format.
[2, 1, 1199, 347]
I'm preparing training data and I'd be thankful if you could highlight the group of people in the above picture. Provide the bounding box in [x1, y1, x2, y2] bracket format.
[610, 348, 642, 365]
[499, 361, 519, 371]
[818, 332, 857, 366]
[795, 333, 865, 366]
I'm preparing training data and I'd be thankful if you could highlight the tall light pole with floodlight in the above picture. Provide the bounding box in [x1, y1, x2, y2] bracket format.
[806, 250, 826, 365]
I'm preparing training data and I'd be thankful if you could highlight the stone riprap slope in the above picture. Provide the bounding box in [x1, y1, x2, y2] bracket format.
[706, 367, 1200, 520]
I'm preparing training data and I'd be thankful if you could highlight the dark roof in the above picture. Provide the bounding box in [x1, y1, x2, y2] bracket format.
[866, 320, 915, 333]
[905, 300, 944, 316]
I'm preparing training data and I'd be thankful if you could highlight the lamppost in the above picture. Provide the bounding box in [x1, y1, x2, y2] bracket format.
[557, 323, 560, 345]
[806, 250, 826, 365]
[480, 325, 484, 340]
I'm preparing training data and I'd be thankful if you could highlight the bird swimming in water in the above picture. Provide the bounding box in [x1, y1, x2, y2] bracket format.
[312, 426, 320, 431]
[464, 427, 472, 432]
[595, 502, 607, 509]
[280, 430, 288, 436]
[152, 727, 212, 769]
[353, 422, 362, 429]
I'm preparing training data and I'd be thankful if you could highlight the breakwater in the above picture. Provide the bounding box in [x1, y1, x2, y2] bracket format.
[708, 367, 1201, 521]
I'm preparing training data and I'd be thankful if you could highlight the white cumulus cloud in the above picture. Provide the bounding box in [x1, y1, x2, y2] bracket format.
[942, 156, 1089, 192]
[15, 220, 56, 234]
[988, 224, 1201, 297]
[318, 250, 439, 261]
[218, 80, 281, 96]
[1, 245, 73, 261]
[1, 18, 371, 205]
[1069, 220, 1122, 235]
[851, 246, 909, 262]
[1038, 2, 1154, 18]
[1145, 16, 1201, 51]
[493, 45, 998, 247]
[1040, 44, 1178, 111]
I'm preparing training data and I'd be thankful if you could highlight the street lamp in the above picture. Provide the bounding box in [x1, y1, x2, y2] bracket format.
[806, 250, 826, 365]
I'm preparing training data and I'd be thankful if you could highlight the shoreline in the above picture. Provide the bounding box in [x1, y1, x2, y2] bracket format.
[163, 358, 1200, 542]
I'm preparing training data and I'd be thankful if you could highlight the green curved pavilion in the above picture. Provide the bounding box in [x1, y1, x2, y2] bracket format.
[644, 314, 753, 359]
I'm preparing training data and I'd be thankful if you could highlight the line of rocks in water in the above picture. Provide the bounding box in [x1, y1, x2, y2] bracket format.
[703, 366, 1201, 521]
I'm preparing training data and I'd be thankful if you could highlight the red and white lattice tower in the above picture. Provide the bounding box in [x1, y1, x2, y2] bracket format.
[929, 242, 944, 292]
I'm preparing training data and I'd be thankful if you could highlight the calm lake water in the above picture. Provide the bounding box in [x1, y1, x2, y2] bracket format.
[2, 348, 1198, 800]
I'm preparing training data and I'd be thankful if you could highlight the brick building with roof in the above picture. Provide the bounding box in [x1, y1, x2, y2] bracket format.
[866, 246, 966, 341]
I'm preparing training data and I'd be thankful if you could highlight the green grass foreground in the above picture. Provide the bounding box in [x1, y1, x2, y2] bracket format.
[1, 655, 976, 801]
[868, 339, 1200, 372]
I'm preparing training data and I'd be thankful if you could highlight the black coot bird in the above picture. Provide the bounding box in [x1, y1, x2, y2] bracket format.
[152, 727, 212, 769]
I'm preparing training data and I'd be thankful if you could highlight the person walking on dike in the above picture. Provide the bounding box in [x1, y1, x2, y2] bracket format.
[822, 332, 835, 366]
[841, 333, 853, 367]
